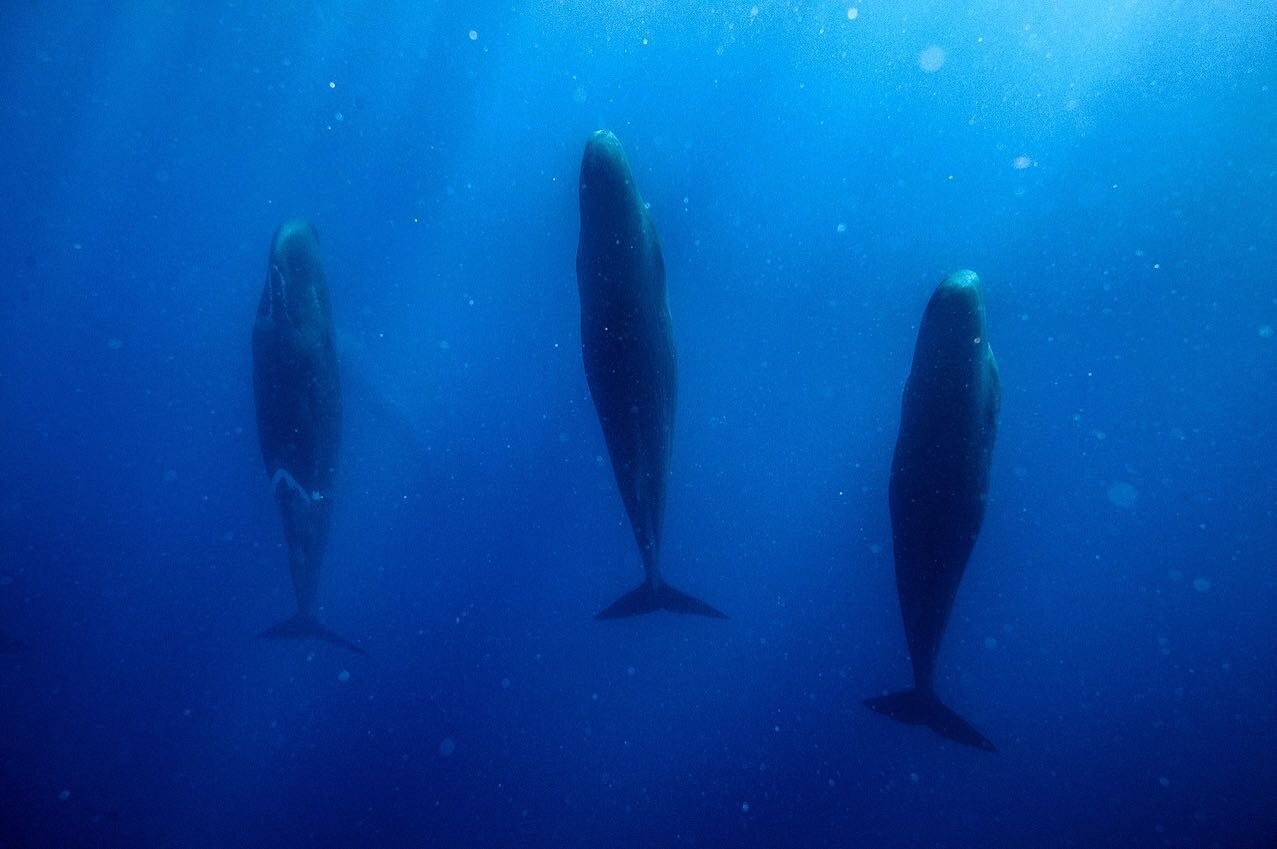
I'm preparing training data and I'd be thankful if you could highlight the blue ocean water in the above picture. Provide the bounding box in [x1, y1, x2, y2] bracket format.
[1, 2, 1274, 847]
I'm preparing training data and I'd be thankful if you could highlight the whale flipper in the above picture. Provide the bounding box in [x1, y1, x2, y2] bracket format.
[260, 613, 369, 657]
[596, 582, 728, 620]
[864, 688, 995, 752]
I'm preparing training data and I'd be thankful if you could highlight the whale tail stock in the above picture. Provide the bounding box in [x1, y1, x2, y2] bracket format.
[864, 688, 996, 752]
[260, 613, 369, 657]
[595, 582, 728, 620]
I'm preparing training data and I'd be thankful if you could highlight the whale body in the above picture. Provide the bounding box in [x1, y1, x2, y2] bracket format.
[576, 130, 725, 620]
[866, 269, 1001, 750]
[252, 219, 365, 655]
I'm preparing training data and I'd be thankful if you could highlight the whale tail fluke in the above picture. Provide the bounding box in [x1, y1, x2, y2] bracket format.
[260, 614, 369, 657]
[595, 582, 729, 620]
[864, 688, 996, 752]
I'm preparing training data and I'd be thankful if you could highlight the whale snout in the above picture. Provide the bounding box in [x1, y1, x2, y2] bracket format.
[941, 268, 982, 294]
[580, 129, 636, 204]
[932, 270, 986, 320]
[934, 269, 985, 311]
[272, 218, 321, 262]
[264, 218, 326, 327]
[583, 129, 624, 165]
[917, 270, 989, 359]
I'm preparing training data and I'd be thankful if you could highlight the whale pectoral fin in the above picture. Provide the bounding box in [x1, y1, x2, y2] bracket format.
[595, 582, 728, 620]
[260, 613, 369, 657]
[864, 688, 996, 752]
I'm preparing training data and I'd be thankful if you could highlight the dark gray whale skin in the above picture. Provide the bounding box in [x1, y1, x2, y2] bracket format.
[866, 269, 1000, 750]
[252, 219, 364, 655]
[576, 130, 725, 620]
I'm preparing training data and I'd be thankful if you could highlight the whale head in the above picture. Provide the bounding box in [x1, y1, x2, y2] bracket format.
[913, 269, 989, 376]
[264, 219, 326, 329]
[579, 130, 642, 225]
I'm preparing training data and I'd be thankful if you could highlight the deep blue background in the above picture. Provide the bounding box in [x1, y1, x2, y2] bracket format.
[1, 2, 1275, 847]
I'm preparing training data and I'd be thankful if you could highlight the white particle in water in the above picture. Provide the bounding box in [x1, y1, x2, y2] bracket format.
[468, 30, 478, 41]
[1192, 577, 1211, 593]
[1107, 481, 1138, 509]
[741, 802, 750, 813]
[846, 7, 859, 20]
[918, 45, 946, 72]
[337, 669, 351, 682]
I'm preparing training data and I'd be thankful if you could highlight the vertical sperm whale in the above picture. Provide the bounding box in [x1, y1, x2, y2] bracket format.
[252, 219, 365, 655]
[866, 270, 1001, 750]
[576, 130, 726, 620]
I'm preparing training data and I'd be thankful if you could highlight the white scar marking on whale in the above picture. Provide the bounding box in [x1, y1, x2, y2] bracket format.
[269, 264, 287, 319]
[272, 468, 323, 502]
